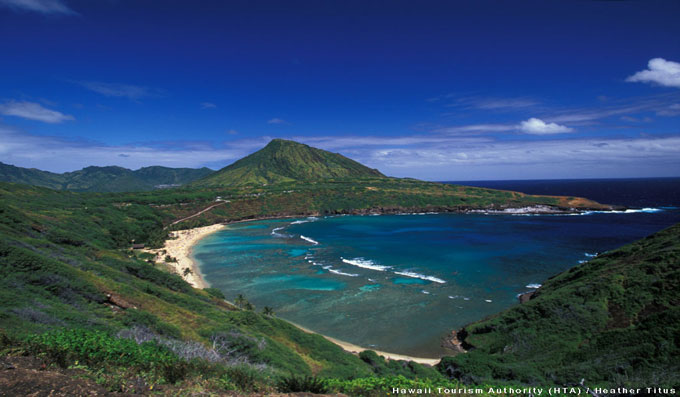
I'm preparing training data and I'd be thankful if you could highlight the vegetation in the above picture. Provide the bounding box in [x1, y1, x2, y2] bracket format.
[0, 179, 445, 394]
[1, 139, 673, 394]
[440, 223, 680, 388]
[0, 161, 213, 192]
[191, 138, 385, 187]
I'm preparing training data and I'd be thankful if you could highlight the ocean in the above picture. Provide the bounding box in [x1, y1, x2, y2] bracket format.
[193, 178, 680, 357]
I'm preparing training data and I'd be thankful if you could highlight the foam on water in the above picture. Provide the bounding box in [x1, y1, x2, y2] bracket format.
[328, 268, 359, 277]
[393, 270, 446, 284]
[584, 253, 598, 257]
[300, 235, 320, 245]
[578, 207, 663, 216]
[526, 283, 542, 289]
[341, 257, 391, 271]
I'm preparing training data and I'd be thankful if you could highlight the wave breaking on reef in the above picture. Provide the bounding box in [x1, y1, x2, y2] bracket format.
[341, 257, 391, 271]
[394, 270, 446, 284]
[300, 235, 320, 245]
[328, 268, 359, 277]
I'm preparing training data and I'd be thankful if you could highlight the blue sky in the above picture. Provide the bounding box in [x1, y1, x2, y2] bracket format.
[1, 0, 679, 180]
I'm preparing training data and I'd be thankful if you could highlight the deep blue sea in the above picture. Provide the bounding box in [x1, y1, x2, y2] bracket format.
[194, 178, 680, 357]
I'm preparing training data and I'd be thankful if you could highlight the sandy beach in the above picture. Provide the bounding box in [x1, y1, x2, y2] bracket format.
[291, 322, 442, 365]
[143, 223, 225, 289]
[148, 221, 442, 366]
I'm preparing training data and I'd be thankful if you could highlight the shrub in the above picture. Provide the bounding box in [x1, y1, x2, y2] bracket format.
[25, 328, 187, 383]
[277, 375, 328, 393]
[204, 287, 226, 300]
[224, 364, 262, 391]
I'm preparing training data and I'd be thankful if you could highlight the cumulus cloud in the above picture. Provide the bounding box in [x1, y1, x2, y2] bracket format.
[75, 81, 160, 100]
[267, 118, 288, 125]
[0, 0, 75, 14]
[201, 102, 217, 109]
[627, 58, 680, 88]
[0, 100, 74, 123]
[519, 118, 573, 135]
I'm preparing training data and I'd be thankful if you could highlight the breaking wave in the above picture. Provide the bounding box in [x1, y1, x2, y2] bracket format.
[271, 226, 289, 237]
[327, 268, 359, 277]
[300, 235, 319, 245]
[341, 257, 391, 271]
[394, 270, 446, 284]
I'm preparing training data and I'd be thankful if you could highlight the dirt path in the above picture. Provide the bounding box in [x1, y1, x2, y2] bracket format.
[166, 201, 226, 228]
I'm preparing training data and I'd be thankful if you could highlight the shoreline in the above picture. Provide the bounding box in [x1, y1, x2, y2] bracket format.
[153, 217, 444, 366]
[290, 321, 442, 365]
[143, 223, 226, 289]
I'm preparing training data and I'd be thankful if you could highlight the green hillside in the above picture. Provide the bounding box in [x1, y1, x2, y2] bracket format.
[0, 182, 462, 395]
[2, 139, 660, 395]
[440, 223, 680, 388]
[0, 162, 64, 190]
[0, 162, 213, 192]
[191, 139, 385, 187]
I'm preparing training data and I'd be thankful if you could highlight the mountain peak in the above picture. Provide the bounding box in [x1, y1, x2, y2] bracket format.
[192, 139, 385, 187]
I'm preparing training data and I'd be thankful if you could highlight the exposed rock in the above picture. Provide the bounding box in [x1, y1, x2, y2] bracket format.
[518, 291, 536, 304]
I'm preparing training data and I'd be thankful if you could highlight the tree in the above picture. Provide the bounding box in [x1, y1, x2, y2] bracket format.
[234, 294, 246, 309]
[262, 306, 275, 316]
[182, 267, 193, 277]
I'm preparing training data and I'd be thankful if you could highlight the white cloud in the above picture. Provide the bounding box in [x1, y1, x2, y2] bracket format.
[0, 100, 74, 123]
[434, 123, 516, 135]
[519, 118, 573, 135]
[76, 81, 159, 100]
[444, 95, 539, 110]
[267, 118, 288, 125]
[656, 103, 680, 117]
[0, 0, 74, 14]
[626, 58, 680, 88]
[362, 136, 680, 180]
[201, 102, 217, 109]
[2, 121, 678, 180]
[0, 124, 248, 172]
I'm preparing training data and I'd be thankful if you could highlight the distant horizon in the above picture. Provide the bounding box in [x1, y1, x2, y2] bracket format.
[3, 158, 679, 183]
[1, 0, 679, 180]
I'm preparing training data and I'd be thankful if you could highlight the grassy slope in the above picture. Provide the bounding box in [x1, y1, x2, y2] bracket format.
[191, 139, 385, 187]
[0, 180, 676, 393]
[441, 223, 680, 388]
[1, 182, 465, 394]
[0, 162, 214, 192]
[0, 182, 373, 377]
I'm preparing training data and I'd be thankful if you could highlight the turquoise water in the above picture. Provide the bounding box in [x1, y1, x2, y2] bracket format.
[194, 210, 680, 357]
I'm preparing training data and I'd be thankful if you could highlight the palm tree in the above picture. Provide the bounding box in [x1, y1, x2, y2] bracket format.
[244, 301, 255, 311]
[262, 306, 275, 316]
